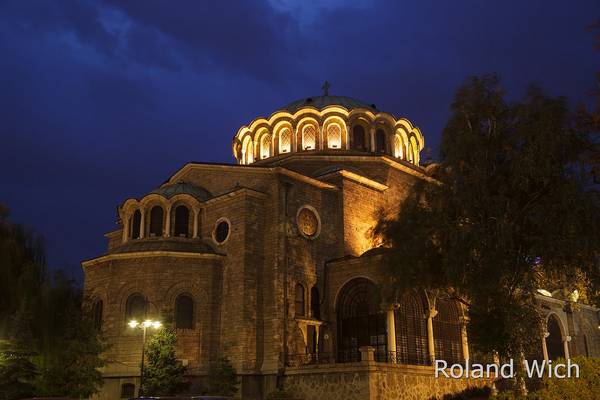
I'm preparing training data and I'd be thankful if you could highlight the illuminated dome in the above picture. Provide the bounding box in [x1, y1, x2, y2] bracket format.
[232, 93, 425, 166]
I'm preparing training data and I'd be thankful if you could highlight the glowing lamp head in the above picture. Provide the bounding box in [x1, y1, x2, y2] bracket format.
[128, 320, 139, 328]
[152, 321, 162, 329]
[143, 320, 153, 328]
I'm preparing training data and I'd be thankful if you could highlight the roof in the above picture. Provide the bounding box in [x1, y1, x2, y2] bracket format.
[111, 238, 218, 255]
[280, 95, 378, 114]
[151, 181, 211, 201]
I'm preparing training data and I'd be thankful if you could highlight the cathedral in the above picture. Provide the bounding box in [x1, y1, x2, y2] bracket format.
[83, 93, 600, 400]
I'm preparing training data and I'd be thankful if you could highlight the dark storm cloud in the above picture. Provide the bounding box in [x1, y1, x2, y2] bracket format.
[0, 0, 598, 280]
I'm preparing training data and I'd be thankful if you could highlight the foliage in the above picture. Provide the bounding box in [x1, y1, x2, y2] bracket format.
[0, 206, 106, 399]
[375, 75, 600, 364]
[428, 385, 491, 399]
[207, 357, 238, 396]
[529, 357, 600, 400]
[141, 328, 188, 396]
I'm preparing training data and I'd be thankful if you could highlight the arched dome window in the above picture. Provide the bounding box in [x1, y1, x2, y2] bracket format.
[260, 134, 271, 159]
[394, 293, 428, 365]
[279, 128, 292, 154]
[174, 205, 190, 237]
[130, 210, 141, 239]
[352, 125, 366, 150]
[394, 135, 403, 158]
[295, 283, 305, 317]
[149, 206, 164, 237]
[433, 298, 463, 365]
[327, 123, 342, 149]
[125, 293, 147, 322]
[175, 294, 194, 329]
[302, 125, 317, 150]
[242, 136, 254, 164]
[92, 299, 103, 331]
[375, 129, 386, 153]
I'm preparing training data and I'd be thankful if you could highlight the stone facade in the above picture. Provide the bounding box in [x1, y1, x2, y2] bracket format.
[83, 95, 600, 400]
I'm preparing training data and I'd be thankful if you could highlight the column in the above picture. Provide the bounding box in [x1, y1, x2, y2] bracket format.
[563, 336, 571, 360]
[460, 316, 470, 363]
[369, 127, 375, 152]
[386, 309, 397, 362]
[139, 209, 145, 239]
[122, 215, 130, 243]
[542, 331, 549, 363]
[192, 209, 199, 238]
[427, 308, 437, 365]
[164, 206, 171, 237]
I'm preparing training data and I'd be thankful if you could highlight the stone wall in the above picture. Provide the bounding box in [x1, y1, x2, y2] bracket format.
[283, 362, 489, 400]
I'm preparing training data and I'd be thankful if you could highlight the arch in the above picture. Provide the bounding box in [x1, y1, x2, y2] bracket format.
[352, 125, 367, 150]
[259, 133, 271, 159]
[546, 314, 565, 360]
[149, 205, 164, 237]
[121, 383, 135, 399]
[295, 283, 305, 317]
[302, 124, 317, 150]
[432, 298, 463, 364]
[311, 286, 320, 319]
[242, 135, 254, 164]
[174, 205, 190, 237]
[125, 293, 147, 322]
[410, 136, 419, 164]
[175, 294, 194, 329]
[337, 278, 386, 362]
[394, 292, 428, 365]
[92, 299, 103, 331]
[375, 129, 387, 153]
[130, 209, 141, 239]
[279, 127, 292, 154]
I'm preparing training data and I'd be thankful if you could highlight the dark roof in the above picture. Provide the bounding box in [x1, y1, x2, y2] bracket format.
[151, 181, 211, 201]
[281, 95, 377, 114]
[111, 238, 219, 255]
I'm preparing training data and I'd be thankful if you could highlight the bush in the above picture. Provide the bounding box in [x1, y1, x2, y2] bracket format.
[429, 385, 491, 399]
[529, 357, 600, 400]
[266, 389, 300, 400]
[207, 357, 238, 396]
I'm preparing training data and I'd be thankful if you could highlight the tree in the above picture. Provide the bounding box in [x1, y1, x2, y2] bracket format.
[376, 75, 600, 385]
[207, 357, 238, 397]
[141, 328, 188, 396]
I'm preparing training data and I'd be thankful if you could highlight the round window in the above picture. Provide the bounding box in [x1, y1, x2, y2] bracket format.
[213, 219, 230, 244]
[297, 206, 320, 238]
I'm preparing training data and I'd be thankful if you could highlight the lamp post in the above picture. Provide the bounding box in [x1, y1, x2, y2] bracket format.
[129, 319, 161, 396]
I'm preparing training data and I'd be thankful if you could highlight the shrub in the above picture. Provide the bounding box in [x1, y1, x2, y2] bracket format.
[207, 357, 238, 396]
[529, 357, 600, 400]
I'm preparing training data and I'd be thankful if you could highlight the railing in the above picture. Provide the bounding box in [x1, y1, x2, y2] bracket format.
[286, 352, 336, 366]
[386, 351, 430, 366]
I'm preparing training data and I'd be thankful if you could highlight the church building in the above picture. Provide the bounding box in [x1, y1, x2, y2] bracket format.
[83, 93, 600, 400]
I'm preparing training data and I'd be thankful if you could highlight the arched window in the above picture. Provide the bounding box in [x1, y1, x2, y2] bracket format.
[327, 123, 342, 149]
[337, 278, 386, 362]
[433, 298, 463, 365]
[279, 128, 292, 153]
[175, 294, 194, 329]
[546, 315, 564, 360]
[394, 135, 403, 158]
[302, 125, 317, 150]
[149, 206, 164, 237]
[174, 206, 190, 237]
[295, 284, 305, 317]
[410, 136, 419, 164]
[121, 383, 135, 399]
[130, 210, 141, 239]
[260, 134, 271, 159]
[242, 136, 254, 164]
[311, 286, 320, 319]
[125, 293, 147, 322]
[352, 125, 366, 150]
[395, 293, 428, 365]
[92, 299, 103, 331]
[375, 129, 386, 153]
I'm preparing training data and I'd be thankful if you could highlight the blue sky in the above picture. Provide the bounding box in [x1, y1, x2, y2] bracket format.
[0, 0, 598, 280]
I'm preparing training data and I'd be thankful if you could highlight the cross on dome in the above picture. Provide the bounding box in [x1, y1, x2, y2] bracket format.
[321, 81, 331, 96]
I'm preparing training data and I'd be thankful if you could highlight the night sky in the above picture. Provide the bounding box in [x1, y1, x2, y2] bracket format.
[1, 0, 598, 281]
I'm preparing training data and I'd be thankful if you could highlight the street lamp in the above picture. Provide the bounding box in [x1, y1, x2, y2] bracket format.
[129, 319, 162, 396]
